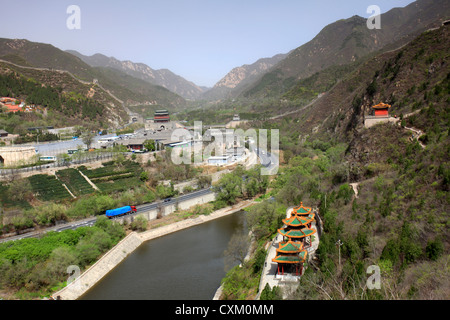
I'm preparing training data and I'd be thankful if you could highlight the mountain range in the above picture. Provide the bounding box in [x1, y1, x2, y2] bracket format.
[66, 50, 207, 100]
[202, 53, 289, 100]
[0, 0, 448, 118]
[0, 38, 185, 109]
[240, 0, 450, 99]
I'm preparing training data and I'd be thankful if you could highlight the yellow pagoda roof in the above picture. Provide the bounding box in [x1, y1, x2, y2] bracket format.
[372, 102, 391, 109]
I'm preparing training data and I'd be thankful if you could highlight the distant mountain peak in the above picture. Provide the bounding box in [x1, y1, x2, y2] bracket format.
[203, 53, 288, 100]
[66, 50, 206, 100]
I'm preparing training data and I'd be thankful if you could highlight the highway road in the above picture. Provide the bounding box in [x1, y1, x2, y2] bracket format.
[0, 188, 214, 244]
[253, 145, 279, 175]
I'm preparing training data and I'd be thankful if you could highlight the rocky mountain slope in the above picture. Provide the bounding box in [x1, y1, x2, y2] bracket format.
[249, 24, 449, 300]
[202, 53, 288, 100]
[0, 38, 185, 109]
[242, 0, 450, 99]
[0, 61, 128, 127]
[66, 50, 206, 100]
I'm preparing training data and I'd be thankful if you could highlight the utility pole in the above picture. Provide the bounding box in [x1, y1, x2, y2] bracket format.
[336, 239, 343, 267]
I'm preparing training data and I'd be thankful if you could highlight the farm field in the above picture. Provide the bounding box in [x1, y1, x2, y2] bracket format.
[28, 174, 72, 202]
[55, 168, 95, 197]
[78, 160, 144, 193]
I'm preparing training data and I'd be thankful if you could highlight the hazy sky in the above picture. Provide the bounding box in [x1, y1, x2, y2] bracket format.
[0, 0, 415, 87]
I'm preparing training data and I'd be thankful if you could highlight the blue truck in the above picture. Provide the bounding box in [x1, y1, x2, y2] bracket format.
[105, 205, 137, 219]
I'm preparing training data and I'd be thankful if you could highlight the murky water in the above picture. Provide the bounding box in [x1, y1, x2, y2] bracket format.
[80, 211, 247, 300]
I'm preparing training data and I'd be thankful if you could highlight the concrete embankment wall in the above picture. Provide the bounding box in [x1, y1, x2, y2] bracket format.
[52, 232, 143, 300]
[119, 192, 216, 224]
[51, 197, 254, 300]
[138, 200, 252, 242]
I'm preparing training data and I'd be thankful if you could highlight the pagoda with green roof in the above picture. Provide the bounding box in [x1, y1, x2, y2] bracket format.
[291, 202, 313, 216]
[272, 241, 308, 276]
[278, 206, 316, 247]
[272, 202, 318, 277]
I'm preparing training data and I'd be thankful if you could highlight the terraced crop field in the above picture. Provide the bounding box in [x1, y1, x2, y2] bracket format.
[56, 168, 95, 197]
[28, 174, 72, 202]
[78, 160, 143, 193]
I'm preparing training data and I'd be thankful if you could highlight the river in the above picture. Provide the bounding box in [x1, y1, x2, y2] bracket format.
[80, 211, 247, 300]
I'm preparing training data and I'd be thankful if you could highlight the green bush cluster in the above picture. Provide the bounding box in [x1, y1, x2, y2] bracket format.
[0, 217, 125, 297]
[213, 166, 269, 206]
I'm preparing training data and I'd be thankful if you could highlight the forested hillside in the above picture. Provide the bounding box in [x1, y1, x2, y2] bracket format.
[241, 0, 449, 100]
[220, 24, 449, 300]
[0, 65, 124, 131]
[0, 38, 186, 110]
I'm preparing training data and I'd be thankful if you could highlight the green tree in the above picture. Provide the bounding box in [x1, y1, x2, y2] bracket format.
[214, 173, 243, 205]
[82, 131, 95, 149]
[130, 216, 148, 232]
[260, 284, 282, 300]
[7, 179, 33, 202]
[144, 140, 156, 152]
[425, 238, 444, 261]
[140, 171, 149, 182]
[246, 201, 285, 241]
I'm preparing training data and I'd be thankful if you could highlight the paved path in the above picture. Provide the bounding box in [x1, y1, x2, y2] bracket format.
[403, 126, 426, 149]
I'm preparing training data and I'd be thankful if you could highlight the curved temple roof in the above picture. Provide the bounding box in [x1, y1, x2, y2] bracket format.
[291, 202, 313, 216]
[283, 214, 315, 227]
[278, 227, 316, 239]
[272, 250, 308, 264]
[276, 240, 304, 253]
[372, 102, 391, 109]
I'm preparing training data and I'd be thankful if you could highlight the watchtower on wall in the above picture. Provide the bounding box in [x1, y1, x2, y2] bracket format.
[145, 109, 175, 131]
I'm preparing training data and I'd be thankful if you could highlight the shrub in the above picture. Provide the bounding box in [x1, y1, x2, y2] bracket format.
[425, 238, 444, 261]
[337, 184, 354, 205]
[260, 284, 282, 300]
[130, 216, 148, 232]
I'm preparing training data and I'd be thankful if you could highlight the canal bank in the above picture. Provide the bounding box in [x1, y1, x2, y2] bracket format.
[51, 200, 256, 300]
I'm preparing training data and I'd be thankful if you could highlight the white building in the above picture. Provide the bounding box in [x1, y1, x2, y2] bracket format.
[226, 147, 245, 162]
[207, 155, 232, 166]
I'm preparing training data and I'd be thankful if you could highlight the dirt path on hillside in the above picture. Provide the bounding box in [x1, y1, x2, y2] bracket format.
[350, 182, 359, 198]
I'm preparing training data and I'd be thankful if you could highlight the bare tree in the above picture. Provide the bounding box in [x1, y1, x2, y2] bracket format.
[223, 233, 250, 271]
[82, 131, 95, 149]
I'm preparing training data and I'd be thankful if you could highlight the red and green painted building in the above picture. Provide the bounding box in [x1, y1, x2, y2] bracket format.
[372, 102, 391, 117]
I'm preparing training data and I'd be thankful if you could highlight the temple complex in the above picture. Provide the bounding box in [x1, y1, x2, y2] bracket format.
[272, 202, 317, 276]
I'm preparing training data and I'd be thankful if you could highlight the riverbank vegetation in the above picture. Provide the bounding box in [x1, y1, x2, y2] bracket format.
[220, 201, 286, 300]
[0, 216, 125, 299]
[0, 148, 220, 236]
[220, 109, 448, 300]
